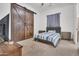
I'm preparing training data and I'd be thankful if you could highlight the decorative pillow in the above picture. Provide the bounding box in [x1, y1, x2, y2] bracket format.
[0, 37, 4, 43]
[48, 30, 56, 33]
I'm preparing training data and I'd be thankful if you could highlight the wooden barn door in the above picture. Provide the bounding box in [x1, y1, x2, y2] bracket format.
[11, 4, 25, 42]
[11, 3, 34, 42]
[24, 10, 34, 39]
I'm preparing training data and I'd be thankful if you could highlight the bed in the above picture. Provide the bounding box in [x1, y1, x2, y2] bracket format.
[34, 27, 61, 47]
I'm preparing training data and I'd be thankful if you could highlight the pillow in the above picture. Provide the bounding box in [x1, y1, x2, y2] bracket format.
[0, 37, 4, 43]
[48, 30, 56, 33]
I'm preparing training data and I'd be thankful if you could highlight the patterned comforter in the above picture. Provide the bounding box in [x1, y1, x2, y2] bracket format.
[34, 32, 60, 47]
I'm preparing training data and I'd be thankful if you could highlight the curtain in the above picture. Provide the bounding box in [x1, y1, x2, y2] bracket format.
[47, 13, 60, 27]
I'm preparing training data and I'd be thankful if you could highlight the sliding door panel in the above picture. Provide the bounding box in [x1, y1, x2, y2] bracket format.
[25, 10, 34, 39]
[11, 4, 25, 42]
[11, 3, 34, 41]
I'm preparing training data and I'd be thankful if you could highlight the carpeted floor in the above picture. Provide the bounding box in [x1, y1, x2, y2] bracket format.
[17, 38, 78, 56]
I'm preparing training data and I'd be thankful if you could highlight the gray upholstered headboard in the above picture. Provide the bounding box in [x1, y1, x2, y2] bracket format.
[46, 27, 61, 34]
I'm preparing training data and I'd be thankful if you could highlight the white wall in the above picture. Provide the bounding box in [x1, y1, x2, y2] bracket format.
[77, 4, 79, 17]
[0, 3, 10, 40]
[74, 3, 79, 44]
[34, 14, 41, 35]
[0, 3, 10, 20]
[72, 3, 79, 44]
[39, 4, 76, 39]
[73, 4, 77, 44]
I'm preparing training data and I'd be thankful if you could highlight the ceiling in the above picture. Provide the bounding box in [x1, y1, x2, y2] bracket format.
[26, 3, 75, 12]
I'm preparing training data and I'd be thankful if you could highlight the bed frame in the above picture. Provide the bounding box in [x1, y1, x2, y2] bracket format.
[34, 27, 61, 47]
[46, 27, 61, 34]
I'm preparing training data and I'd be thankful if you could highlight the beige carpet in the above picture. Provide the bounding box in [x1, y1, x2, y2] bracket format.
[17, 38, 78, 56]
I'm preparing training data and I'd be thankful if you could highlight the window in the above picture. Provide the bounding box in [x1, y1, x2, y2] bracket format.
[47, 13, 60, 27]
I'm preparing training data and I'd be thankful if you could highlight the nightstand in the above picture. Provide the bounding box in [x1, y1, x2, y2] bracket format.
[61, 32, 71, 40]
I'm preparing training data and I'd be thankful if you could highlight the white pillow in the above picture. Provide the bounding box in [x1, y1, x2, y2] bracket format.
[48, 30, 56, 33]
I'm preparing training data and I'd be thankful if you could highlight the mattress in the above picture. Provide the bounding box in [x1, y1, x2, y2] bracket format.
[34, 32, 60, 47]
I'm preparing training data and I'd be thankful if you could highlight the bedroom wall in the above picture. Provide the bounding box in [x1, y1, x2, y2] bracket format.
[77, 3, 79, 17]
[0, 3, 10, 20]
[73, 3, 79, 44]
[0, 3, 10, 40]
[39, 4, 76, 39]
[74, 3, 79, 44]
[73, 4, 77, 44]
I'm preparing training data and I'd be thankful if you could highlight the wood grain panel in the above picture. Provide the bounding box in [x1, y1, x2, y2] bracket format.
[11, 3, 25, 42]
[24, 10, 34, 39]
[11, 3, 34, 42]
